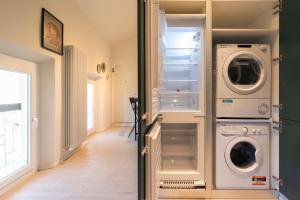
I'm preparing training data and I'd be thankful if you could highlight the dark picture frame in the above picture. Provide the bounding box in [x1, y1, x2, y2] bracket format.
[41, 8, 64, 55]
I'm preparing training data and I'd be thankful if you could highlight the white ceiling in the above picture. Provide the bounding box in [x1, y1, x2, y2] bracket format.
[73, 0, 137, 45]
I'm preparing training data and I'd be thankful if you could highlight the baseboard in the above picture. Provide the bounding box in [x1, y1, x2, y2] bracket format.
[38, 160, 60, 171]
[81, 139, 89, 148]
[112, 122, 134, 127]
[0, 169, 36, 197]
[87, 129, 96, 136]
[279, 193, 289, 200]
[60, 147, 81, 163]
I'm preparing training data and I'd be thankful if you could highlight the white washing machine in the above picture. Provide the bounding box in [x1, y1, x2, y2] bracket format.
[215, 119, 270, 189]
[216, 44, 271, 118]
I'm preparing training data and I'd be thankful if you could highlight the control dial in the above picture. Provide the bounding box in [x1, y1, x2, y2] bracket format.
[242, 127, 248, 134]
[258, 103, 269, 115]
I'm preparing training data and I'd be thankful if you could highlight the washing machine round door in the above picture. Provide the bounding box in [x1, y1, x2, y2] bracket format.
[225, 137, 263, 176]
[222, 51, 267, 95]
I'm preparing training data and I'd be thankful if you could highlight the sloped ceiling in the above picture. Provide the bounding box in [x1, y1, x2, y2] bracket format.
[73, 0, 137, 45]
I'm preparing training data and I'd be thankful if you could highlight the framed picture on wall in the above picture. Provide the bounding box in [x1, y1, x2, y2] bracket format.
[41, 8, 63, 55]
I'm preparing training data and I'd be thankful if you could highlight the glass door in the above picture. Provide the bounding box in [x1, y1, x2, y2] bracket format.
[0, 54, 37, 189]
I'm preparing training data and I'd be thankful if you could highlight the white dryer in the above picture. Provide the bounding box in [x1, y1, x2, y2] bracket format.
[215, 119, 270, 189]
[216, 44, 271, 118]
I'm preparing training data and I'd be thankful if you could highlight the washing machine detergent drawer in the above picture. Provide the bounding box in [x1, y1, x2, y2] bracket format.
[216, 98, 271, 118]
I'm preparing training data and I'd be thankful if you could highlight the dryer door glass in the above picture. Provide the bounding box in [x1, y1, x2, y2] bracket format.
[230, 142, 256, 169]
[228, 58, 261, 85]
[223, 52, 267, 95]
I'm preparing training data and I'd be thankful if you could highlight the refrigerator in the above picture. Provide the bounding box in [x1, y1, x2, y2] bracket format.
[138, 0, 206, 199]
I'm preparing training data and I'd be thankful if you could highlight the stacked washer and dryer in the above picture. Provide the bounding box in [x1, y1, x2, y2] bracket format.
[215, 44, 272, 189]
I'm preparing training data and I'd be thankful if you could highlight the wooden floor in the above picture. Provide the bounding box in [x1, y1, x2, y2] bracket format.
[1, 126, 137, 200]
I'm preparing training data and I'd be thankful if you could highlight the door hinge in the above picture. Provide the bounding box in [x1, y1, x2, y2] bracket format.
[157, 113, 163, 121]
[273, 0, 283, 15]
[272, 104, 283, 110]
[272, 120, 283, 134]
[141, 146, 149, 157]
[142, 113, 149, 121]
[272, 55, 283, 62]
[279, 103, 283, 110]
[272, 175, 284, 187]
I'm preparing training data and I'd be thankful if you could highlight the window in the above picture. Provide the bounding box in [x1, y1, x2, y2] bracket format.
[0, 69, 30, 181]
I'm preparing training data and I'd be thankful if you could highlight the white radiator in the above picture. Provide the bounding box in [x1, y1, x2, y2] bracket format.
[62, 46, 87, 159]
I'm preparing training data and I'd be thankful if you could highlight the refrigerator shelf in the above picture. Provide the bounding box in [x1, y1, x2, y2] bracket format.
[164, 55, 193, 60]
[163, 63, 199, 66]
[162, 129, 197, 134]
[162, 153, 195, 158]
[166, 47, 199, 50]
[163, 79, 199, 82]
[162, 136, 196, 146]
[159, 91, 199, 94]
[162, 145, 195, 154]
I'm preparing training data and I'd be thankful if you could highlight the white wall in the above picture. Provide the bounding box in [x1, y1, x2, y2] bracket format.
[0, 0, 112, 168]
[112, 36, 137, 64]
[37, 60, 56, 169]
[111, 37, 137, 123]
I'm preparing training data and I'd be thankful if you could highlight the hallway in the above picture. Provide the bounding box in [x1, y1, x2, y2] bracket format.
[1, 126, 137, 200]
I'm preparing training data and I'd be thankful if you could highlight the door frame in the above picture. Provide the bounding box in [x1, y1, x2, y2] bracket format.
[112, 64, 138, 123]
[0, 53, 38, 190]
[87, 80, 96, 135]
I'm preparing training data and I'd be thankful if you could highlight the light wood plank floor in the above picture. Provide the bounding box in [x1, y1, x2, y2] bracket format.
[1, 126, 137, 200]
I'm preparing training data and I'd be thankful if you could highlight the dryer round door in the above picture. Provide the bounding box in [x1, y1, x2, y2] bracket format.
[222, 51, 267, 95]
[225, 137, 263, 176]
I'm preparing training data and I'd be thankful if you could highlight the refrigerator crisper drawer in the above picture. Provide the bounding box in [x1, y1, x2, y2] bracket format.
[161, 124, 197, 171]
[162, 155, 196, 171]
[160, 93, 199, 111]
[161, 80, 199, 91]
[162, 134, 196, 145]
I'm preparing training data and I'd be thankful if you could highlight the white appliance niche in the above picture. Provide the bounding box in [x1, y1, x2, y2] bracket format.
[160, 120, 205, 182]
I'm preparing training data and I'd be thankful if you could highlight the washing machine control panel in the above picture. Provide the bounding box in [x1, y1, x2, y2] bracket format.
[242, 127, 248, 134]
[219, 123, 269, 136]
